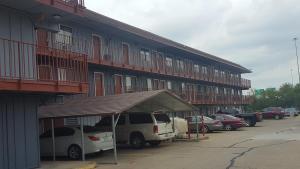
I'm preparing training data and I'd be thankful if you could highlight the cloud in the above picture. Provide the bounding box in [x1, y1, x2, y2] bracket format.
[85, 0, 300, 89]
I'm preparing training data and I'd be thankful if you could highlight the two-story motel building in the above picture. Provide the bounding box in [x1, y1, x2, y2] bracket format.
[0, 0, 251, 168]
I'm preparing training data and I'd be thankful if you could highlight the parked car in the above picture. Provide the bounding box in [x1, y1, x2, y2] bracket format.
[216, 109, 257, 127]
[95, 112, 175, 149]
[40, 126, 113, 160]
[284, 108, 299, 117]
[262, 107, 285, 119]
[186, 116, 223, 133]
[211, 114, 246, 131]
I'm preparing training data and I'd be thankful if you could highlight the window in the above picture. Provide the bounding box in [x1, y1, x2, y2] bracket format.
[154, 113, 171, 123]
[165, 57, 173, 67]
[202, 66, 208, 74]
[140, 49, 151, 66]
[56, 25, 72, 45]
[95, 115, 125, 127]
[167, 81, 172, 90]
[125, 76, 137, 92]
[194, 64, 199, 73]
[129, 113, 153, 124]
[57, 68, 67, 81]
[40, 127, 75, 138]
[147, 78, 152, 91]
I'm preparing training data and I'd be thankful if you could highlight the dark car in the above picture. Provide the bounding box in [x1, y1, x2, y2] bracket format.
[211, 114, 246, 131]
[216, 109, 257, 127]
[261, 107, 285, 120]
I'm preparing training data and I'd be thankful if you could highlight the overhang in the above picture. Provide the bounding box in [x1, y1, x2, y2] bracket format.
[38, 90, 197, 119]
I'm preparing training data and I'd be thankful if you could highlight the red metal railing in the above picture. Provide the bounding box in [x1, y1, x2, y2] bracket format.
[0, 37, 88, 92]
[37, 30, 251, 89]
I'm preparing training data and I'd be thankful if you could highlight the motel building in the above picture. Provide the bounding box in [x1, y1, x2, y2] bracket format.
[0, 0, 251, 168]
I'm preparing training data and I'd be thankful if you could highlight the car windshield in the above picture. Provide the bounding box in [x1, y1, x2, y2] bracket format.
[203, 116, 213, 121]
[154, 113, 171, 123]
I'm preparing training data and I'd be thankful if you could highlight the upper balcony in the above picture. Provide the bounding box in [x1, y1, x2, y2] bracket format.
[38, 30, 251, 89]
[0, 37, 88, 94]
[36, 0, 85, 16]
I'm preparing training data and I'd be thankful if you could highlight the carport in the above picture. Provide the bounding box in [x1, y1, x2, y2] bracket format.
[38, 90, 197, 164]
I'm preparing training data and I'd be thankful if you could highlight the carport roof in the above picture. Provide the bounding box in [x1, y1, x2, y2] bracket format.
[38, 90, 197, 119]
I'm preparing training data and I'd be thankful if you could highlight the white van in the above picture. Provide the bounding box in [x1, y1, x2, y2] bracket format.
[95, 112, 175, 149]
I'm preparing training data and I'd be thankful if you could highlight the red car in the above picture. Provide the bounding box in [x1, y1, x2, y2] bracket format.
[212, 114, 246, 131]
[261, 107, 285, 120]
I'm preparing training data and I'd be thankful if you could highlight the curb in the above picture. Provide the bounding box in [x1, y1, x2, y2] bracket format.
[74, 162, 97, 169]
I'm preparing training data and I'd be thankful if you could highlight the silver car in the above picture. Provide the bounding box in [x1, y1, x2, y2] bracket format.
[187, 116, 223, 133]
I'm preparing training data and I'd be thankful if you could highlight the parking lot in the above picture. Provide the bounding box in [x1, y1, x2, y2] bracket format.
[86, 117, 300, 169]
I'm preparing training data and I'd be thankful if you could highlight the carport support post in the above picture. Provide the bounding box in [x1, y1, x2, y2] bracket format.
[195, 112, 199, 141]
[172, 112, 175, 133]
[112, 114, 118, 164]
[51, 118, 56, 161]
[80, 117, 85, 161]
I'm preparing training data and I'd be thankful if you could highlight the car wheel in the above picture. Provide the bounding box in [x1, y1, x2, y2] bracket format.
[68, 145, 82, 160]
[245, 119, 251, 126]
[274, 115, 280, 120]
[224, 125, 232, 131]
[130, 134, 145, 149]
[149, 141, 161, 146]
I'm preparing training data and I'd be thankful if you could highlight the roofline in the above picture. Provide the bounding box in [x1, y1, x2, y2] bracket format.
[84, 9, 252, 73]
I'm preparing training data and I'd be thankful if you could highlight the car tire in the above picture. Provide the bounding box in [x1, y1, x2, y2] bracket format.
[149, 141, 161, 146]
[274, 115, 280, 120]
[130, 133, 145, 149]
[224, 125, 232, 131]
[68, 145, 82, 160]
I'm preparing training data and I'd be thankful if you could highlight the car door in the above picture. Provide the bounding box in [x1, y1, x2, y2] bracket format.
[40, 130, 52, 156]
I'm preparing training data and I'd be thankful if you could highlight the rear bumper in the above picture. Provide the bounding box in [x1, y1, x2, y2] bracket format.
[151, 132, 175, 141]
[85, 141, 114, 154]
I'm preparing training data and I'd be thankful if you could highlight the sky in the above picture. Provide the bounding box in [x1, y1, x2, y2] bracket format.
[85, 0, 300, 89]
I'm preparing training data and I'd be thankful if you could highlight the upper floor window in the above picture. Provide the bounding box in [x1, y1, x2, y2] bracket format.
[194, 64, 199, 73]
[166, 57, 173, 67]
[140, 49, 151, 66]
[202, 66, 208, 74]
[125, 76, 137, 92]
[56, 25, 72, 45]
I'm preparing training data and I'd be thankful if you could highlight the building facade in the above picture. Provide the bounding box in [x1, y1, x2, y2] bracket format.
[0, 0, 251, 168]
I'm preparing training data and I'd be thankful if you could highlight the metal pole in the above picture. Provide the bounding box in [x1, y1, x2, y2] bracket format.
[172, 112, 175, 133]
[112, 115, 118, 164]
[291, 69, 294, 86]
[51, 119, 56, 161]
[201, 112, 205, 137]
[80, 117, 85, 161]
[293, 37, 300, 84]
[195, 112, 199, 141]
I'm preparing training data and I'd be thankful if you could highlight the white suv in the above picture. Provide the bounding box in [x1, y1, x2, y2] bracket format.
[95, 112, 175, 149]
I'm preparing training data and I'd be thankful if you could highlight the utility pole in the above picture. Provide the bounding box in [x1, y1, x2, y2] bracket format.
[293, 37, 300, 84]
[291, 69, 294, 86]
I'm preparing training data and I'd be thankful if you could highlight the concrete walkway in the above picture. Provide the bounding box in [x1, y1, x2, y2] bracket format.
[39, 161, 96, 169]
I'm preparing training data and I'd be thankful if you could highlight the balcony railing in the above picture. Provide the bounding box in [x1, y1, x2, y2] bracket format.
[37, 30, 251, 89]
[36, 0, 85, 15]
[0, 37, 88, 93]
